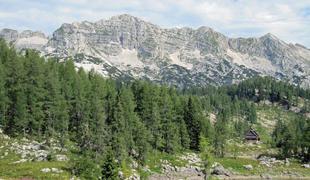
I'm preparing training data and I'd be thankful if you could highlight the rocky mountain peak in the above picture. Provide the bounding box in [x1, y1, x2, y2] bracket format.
[110, 14, 141, 22]
[1, 14, 309, 88]
[0, 28, 18, 42]
[260, 33, 279, 41]
[19, 30, 46, 39]
[0, 29, 48, 50]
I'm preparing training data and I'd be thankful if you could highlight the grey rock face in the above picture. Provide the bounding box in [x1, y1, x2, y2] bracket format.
[2, 14, 310, 88]
[211, 163, 231, 176]
[0, 28, 18, 42]
[0, 29, 48, 50]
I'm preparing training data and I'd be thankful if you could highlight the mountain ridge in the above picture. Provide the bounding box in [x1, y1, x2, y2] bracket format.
[1, 14, 310, 88]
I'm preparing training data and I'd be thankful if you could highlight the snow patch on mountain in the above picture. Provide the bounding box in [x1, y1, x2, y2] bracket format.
[109, 49, 143, 69]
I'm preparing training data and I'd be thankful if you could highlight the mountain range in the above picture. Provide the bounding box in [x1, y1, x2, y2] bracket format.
[1, 14, 310, 88]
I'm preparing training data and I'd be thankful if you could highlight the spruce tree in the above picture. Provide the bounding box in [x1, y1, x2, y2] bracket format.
[213, 112, 228, 157]
[184, 97, 202, 150]
[101, 149, 119, 180]
[159, 88, 179, 153]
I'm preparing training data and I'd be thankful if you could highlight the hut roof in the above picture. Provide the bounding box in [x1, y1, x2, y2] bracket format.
[245, 128, 260, 140]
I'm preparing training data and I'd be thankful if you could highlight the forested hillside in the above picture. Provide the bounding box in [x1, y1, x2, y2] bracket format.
[0, 39, 309, 179]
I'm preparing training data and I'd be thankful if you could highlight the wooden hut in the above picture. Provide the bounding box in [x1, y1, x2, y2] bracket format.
[245, 128, 260, 141]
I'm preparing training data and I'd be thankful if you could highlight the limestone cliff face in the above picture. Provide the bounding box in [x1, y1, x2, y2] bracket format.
[0, 29, 48, 50]
[1, 14, 310, 88]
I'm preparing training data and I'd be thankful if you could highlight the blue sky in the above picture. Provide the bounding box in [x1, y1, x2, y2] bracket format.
[0, 0, 310, 47]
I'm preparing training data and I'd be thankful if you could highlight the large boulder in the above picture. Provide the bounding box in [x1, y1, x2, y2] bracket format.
[211, 163, 231, 176]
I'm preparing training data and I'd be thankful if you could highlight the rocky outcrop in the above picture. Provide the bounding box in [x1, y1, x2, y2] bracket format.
[258, 156, 286, 167]
[41, 167, 64, 173]
[1, 14, 310, 88]
[7, 137, 68, 163]
[211, 162, 231, 176]
[0, 29, 48, 50]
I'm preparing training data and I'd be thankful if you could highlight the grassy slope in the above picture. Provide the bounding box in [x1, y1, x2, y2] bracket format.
[218, 103, 310, 177]
[0, 137, 71, 180]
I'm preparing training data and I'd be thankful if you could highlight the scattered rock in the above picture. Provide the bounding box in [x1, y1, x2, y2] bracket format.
[55, 154, 69, 161]
[12, 159, 28, 164]
[178, 153, 201, 164]
[126, 173, 140, 180]
[301, 164, 310, 168]
[118, 171, 124, 179]
[285, 158, 290, 166]
[9, 139, 67, 162]
[142, 165, 151, 173]
[282, 170, 301, 177]
[41, 167, 63, 173]
[51, 168, 63, 173]
[70, 176, 80, 180]
[211, 162, 230, 176]
[260, 161, 271, 168]
[130, 149, 139, 158]
[290, 106, 301, 113]
[162, 162, 175, 172]
[243, 164, 253, 170]
[258, 156, 284, 167]
[34, 150, 49, 161]
[130, 160, 139, 169]
[41, 168, 51, 173]
[1, 134, 10, 140]
[260, 173, 272, 179]
[21, 137, 29, 142]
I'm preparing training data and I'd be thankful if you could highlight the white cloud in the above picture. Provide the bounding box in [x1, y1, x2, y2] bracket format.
[0, 0, 309, 47]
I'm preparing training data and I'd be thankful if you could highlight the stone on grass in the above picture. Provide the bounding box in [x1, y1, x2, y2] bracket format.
[243, 164, 253, 170]
[12, 159, 28, 164]
[130, 160, 139, 169]
[41, 168, 51, 173]
[55, 154, 69, 161]
[118, 171, 124, 179]
[51, 168, 63, 173]
[211, 163, 230, 176]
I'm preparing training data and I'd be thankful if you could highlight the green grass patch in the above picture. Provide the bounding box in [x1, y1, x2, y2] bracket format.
[214, 157, 263, 175]
[0, 160, 70, 180]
